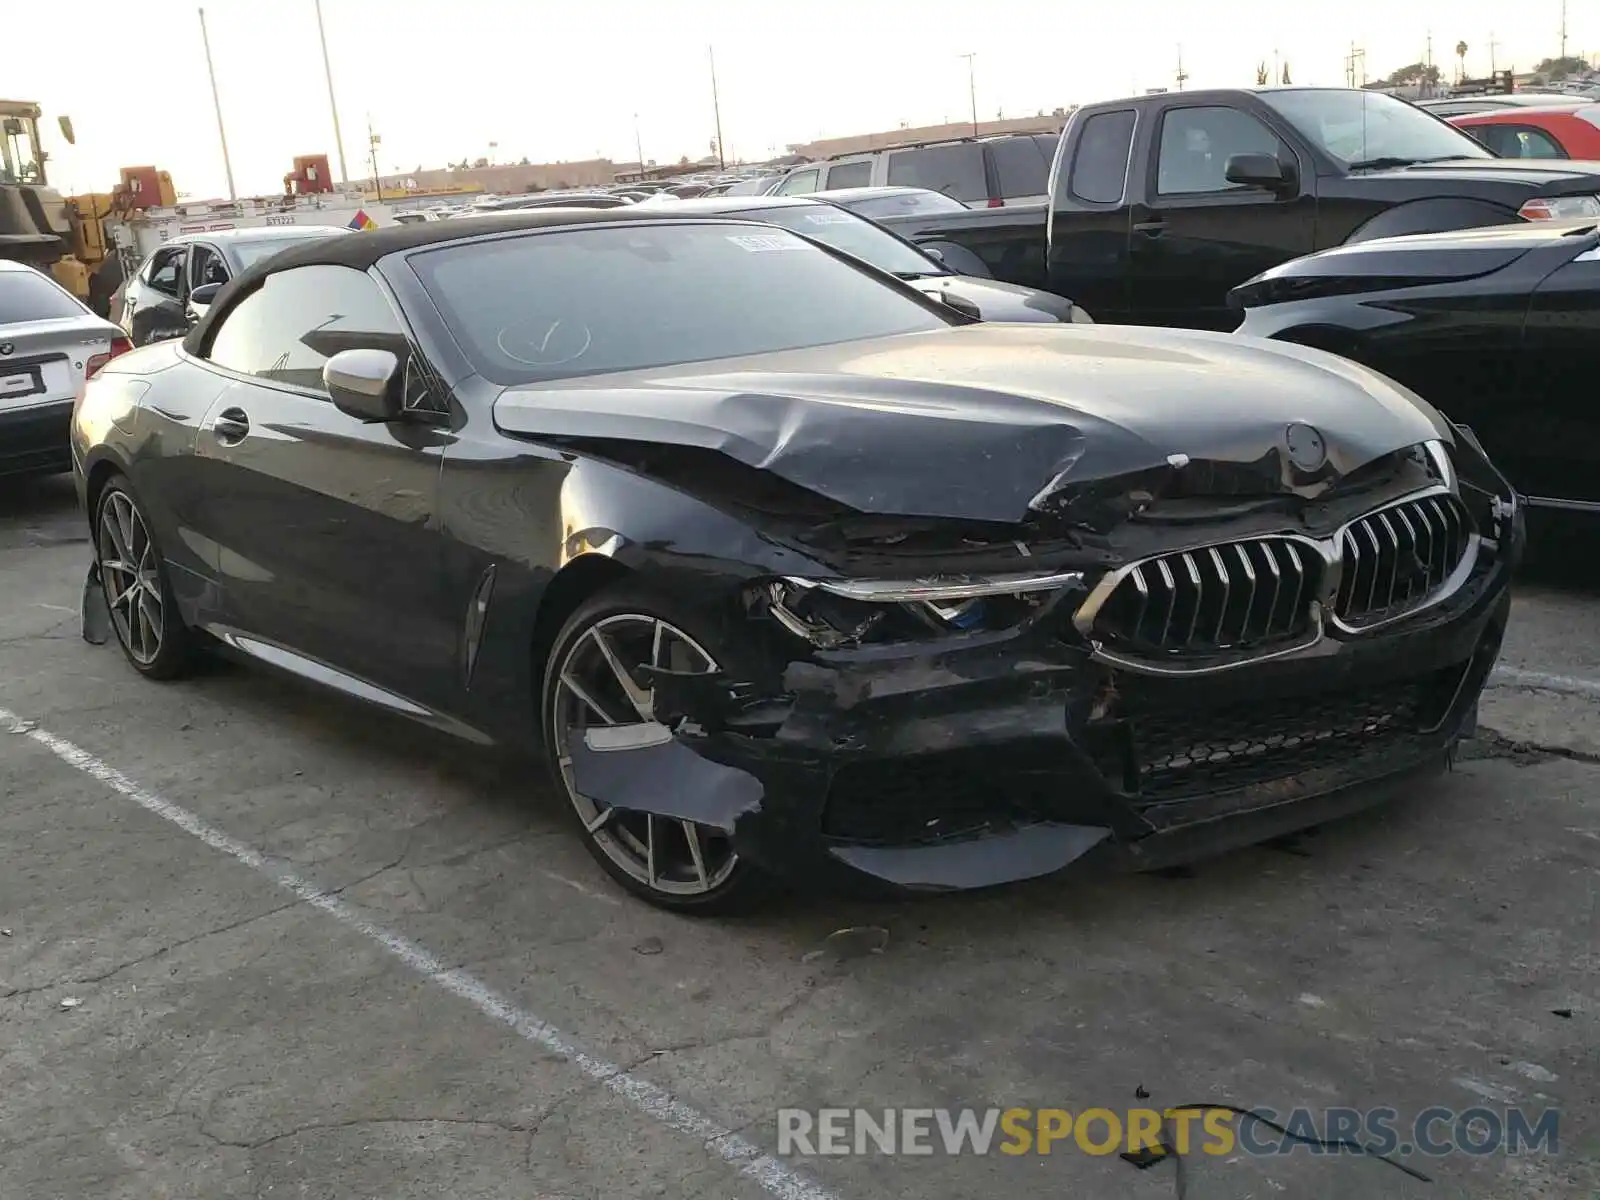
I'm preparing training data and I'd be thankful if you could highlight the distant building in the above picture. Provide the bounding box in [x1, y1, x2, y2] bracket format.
[786, 111, 1073, 160]
[1362, 69, 1559, 99]
[372, 159, 617, 197]
[611, 156, 723, 184]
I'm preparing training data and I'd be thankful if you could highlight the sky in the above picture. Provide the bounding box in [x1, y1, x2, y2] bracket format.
[9, 0, 1594, 201]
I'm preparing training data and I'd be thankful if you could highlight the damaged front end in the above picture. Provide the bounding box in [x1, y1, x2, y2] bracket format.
[563, 434, 1519, 895]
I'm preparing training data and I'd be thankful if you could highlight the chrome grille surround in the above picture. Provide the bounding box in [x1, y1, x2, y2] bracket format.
[1085, 537, 1324, 657]
[1331, 490, 1472, 632]
[1074, 484, 1480, 676]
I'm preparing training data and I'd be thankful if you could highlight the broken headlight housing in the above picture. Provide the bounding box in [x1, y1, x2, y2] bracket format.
[757, 571, 1086, 648]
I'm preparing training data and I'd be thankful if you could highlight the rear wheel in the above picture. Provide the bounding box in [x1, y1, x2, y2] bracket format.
[95, 476, 195, 680]
[542, 582, 775, 914]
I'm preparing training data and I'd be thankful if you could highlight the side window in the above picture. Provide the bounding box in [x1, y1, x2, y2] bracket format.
[1157, 106, 1287, 196]
[1482, 125, 1567, 159]
[205, 264, 407, 394]
[990, 135, 1053, 198]
[402, 356, 443, 414]
[1469, 126, 1514, 155]
[886, 145, 988, 203]
[824, 160, 872, 189]
[776, 168, 822, 195]
[189, 245, 229, 290]
[1067, 110, 1136, 204]
[144, 246, 185, 297]
[1158, 105, 1280, 197]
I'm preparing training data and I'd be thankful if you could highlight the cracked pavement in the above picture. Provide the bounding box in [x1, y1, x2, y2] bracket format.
[1, 474, 1597, 1199]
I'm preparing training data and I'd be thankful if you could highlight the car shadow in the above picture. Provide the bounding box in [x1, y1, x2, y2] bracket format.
[0, 473, 80, 518]
[0, 473, 86, 550]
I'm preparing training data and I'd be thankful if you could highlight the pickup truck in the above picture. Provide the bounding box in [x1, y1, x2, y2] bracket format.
[871, 86, 1600, 330]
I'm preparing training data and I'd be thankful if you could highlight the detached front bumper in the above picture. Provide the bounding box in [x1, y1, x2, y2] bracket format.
[567, 548, 1512, 896]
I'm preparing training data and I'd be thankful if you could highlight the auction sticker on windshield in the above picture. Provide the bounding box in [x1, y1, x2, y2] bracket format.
[726, 234, 806, 252]
[802, 212, 854, 225]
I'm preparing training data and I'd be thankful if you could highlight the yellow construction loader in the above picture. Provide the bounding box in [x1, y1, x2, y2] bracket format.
[0, 99, 173, 315]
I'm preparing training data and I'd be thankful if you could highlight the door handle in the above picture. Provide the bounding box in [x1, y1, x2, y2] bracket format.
[211, 407, 250, 443]
[1132, 220, 1166, 237]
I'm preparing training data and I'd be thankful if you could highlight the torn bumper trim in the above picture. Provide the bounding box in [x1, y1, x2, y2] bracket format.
[81, 561, 110, 646]
[566, 733, 763, 835]
[828, 823, 1111, 891]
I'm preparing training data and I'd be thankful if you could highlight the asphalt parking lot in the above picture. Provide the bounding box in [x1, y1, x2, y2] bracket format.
[1, 473, 1596, 1200]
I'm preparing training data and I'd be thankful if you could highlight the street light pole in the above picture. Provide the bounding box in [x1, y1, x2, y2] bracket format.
[633, 113, 646, 179]
[368, 116, 383, 202]
[708, 46, 726, 170]
[313, 0, 349, 186]
[197, 7, 236, 200]
[959, 52, 978, 135]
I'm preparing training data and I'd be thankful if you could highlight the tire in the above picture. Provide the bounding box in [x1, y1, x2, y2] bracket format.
[94, 475, 196, 680]
[541, 579, 776, 914]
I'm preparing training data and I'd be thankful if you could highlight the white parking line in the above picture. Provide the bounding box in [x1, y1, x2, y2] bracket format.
[1488, 666, 1600, 701]
[0, 706, 835, 1200]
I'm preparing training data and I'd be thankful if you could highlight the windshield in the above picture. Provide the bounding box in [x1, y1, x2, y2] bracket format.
[730, 205, 944, 277]
[0, 269, 87, 323]
[233, 232, 346, 270]
[411, 222, 952, 386]
[1258, 88, 1494, 167]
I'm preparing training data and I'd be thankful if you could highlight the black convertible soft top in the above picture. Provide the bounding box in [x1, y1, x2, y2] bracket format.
[182, 207, 753, 353]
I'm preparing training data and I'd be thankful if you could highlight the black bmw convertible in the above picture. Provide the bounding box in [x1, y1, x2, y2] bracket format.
[72, 209, 1522, 911]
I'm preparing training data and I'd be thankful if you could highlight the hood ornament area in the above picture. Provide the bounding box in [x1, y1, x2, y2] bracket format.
[1284, 423, 1328, 473]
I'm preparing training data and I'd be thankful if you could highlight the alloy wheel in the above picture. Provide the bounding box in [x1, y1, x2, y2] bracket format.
[98, 490, 164, 666]
[549, 613, 740, 897]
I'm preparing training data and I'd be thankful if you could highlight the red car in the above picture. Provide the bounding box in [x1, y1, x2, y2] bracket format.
[1450, 104, 1600, 161]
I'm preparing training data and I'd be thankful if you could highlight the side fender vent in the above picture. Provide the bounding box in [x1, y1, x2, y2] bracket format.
[462, 564, 498, 687]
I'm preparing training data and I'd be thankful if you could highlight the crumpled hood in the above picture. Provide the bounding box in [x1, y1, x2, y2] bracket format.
[492, 324, 1452, 525]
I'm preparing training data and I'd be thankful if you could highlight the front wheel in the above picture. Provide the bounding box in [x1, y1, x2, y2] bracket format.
[541, 582, 775, 914]
[95, 476, 195, 680]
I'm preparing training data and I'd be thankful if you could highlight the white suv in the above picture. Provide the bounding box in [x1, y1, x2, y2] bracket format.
[772, 134, 1058, 208]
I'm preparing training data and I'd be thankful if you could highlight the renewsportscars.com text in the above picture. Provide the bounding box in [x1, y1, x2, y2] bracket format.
[776, 1106, 1559, 1159]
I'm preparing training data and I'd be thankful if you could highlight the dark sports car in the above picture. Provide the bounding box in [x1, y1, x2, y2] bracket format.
[72, 210, 1521, 912]
[1232, 219, 1600, 518]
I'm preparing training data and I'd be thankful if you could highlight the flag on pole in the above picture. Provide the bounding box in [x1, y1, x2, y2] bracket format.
[347, 209, 377, 231]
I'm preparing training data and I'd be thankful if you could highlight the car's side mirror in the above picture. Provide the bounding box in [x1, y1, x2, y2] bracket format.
[189, 282, 223, 306]
[324, 348, 403, 422]
[1225, 152, 1295, 193]
[924, 246, 946, 262]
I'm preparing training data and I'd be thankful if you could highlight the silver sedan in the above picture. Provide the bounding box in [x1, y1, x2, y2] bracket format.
[0, 261, 129, 480]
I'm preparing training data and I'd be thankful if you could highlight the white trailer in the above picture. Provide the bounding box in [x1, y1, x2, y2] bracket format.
[107, 190, 429, 272]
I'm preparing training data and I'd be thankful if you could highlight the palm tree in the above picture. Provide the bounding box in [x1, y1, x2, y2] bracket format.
[1456, 41, 1469, 84]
